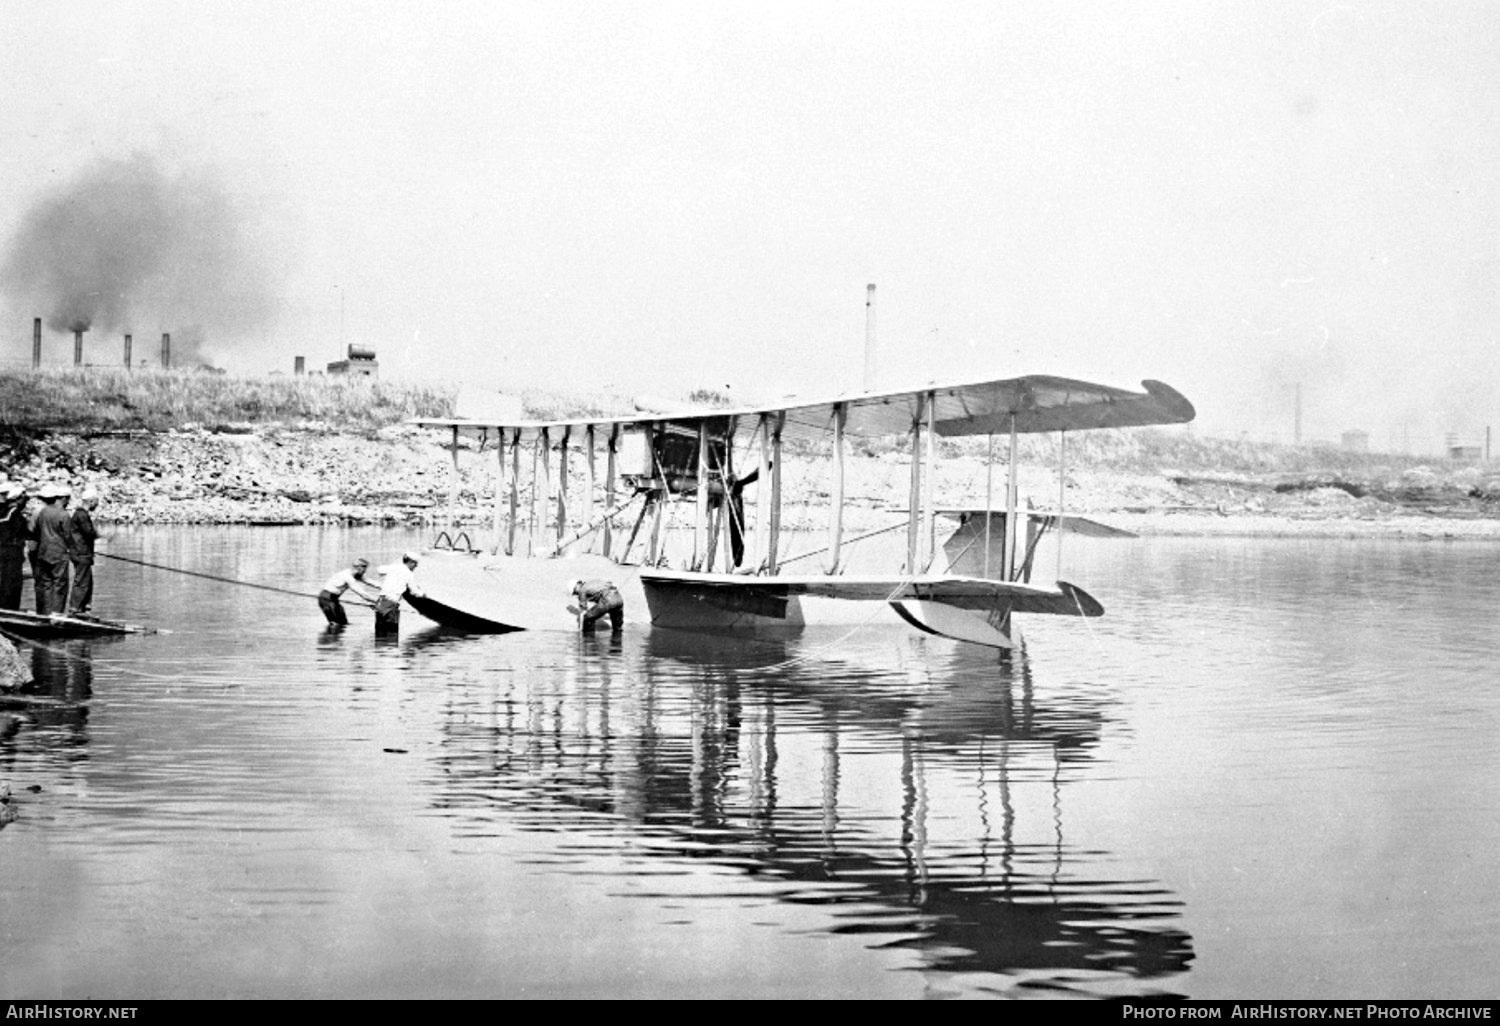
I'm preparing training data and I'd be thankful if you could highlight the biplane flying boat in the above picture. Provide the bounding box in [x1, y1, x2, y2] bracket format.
[407, 375, 1194, 649]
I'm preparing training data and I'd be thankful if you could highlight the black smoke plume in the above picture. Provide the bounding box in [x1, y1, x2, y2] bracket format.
[1, 152, 278, 365]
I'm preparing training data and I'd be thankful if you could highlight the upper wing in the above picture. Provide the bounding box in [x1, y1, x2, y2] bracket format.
[413, 374, 1194, 444]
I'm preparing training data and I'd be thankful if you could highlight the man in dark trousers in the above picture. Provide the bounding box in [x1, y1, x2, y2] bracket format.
[65, 488, 99, 617]
[0, 481, 28, 611]
[568, 578, 625, 634]
[374, 552, 424, 637]
[33, 483, 74, 616]
[318, 557, 376, 627]
[25, 486, 43, 611]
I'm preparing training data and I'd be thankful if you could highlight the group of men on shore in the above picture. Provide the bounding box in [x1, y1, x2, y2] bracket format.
[0, 479, 100, 617]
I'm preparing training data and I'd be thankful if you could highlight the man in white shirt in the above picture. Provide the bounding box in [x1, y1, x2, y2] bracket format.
[374, 551, 424, 636]
[318, 557, 376, 627]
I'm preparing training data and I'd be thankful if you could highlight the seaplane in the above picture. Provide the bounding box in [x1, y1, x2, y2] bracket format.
[406, 374, 1194, 650]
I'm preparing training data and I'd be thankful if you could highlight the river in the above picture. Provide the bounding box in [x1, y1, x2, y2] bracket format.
[2, 527, 1496, 999]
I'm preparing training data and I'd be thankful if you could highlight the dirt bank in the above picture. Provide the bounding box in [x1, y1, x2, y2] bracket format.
[7, 426, 1500, 541]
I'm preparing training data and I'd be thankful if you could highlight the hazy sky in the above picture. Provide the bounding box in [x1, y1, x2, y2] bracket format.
[1, 1, 1495, 449]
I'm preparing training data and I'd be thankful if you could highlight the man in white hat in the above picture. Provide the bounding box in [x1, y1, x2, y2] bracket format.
[373, 551, 425, 636]
[0, 480, 28, 611]
[32, 483, 75, 616]
[65, 488, 100, 617]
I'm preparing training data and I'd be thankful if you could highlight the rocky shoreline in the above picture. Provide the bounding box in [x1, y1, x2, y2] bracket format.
[8, 425, 1500, 541]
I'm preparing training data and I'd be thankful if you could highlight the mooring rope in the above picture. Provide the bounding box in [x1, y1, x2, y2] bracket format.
[93, 551, 374, 606]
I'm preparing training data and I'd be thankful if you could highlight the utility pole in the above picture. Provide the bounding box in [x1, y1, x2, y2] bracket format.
[863, 284, 876, 392]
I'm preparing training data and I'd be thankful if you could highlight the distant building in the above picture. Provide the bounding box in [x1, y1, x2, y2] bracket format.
[1341, 430, 1369, 453]
[1446, 432, 1481, 460]
[327, 344, 378, 377]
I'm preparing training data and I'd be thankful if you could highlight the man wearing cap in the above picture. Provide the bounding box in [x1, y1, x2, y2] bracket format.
[373, 552, 425, 636]
[33, 483, 75, 616]
[65, 488, 100, 616]
[568, 578, 625, 634]
[0, 481, 28, 611]
[318, 557, 377, 627]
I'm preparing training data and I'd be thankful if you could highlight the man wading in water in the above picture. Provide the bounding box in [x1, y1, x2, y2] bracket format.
[568, 578, 625, 634]
[318, 557, 378, 627]
[374, 552, 424, 637]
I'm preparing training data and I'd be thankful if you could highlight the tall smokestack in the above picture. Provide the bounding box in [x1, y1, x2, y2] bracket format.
[74, 328, 84, 366]
[161, 332, 171, 369]
[864, 284, 876, 392]
[124, 333, 132, 367]
[32, 318, 41, 369]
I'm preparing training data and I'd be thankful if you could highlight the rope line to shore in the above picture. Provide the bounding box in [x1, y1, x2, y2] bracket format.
[94, 551, 375, 606]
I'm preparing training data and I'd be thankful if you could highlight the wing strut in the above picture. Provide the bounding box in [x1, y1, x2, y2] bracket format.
[1004, 414, 1018, 580]
[983, 433, 995, 578]
[825, 403, 846, 574]
[924, 390, 937, 570]
[1056, 430, 1066, 582]
[905, 393, 923, 574]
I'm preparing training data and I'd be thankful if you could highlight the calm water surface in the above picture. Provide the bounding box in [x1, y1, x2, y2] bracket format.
[2, 527, 1497, 999]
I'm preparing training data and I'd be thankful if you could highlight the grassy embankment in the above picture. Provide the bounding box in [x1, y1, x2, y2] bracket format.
[1, 366, 1490, 479]
[2, 368, 1496, 530]
[0, 367, 641, 434]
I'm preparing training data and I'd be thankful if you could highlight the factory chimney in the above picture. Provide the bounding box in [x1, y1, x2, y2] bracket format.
[124, 334, 133, 368]
[294, 356, 305, 375]
[161, 332, 171, 369]
[73, 327, 85, 366]
[32, 318, 41, 369]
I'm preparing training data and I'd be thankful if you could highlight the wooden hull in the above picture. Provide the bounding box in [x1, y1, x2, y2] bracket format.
[409, 552, 1101, 650]
[408, 550, 646, 632]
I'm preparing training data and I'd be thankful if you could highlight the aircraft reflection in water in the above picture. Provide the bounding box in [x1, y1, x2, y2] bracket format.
[418, 627, 1194, 996]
